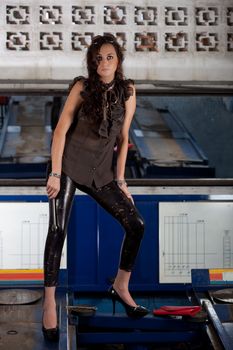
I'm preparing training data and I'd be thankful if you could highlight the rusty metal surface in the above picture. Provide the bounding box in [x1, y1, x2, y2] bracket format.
[212, 289, 233, 304]
[0, 289, 42, 305]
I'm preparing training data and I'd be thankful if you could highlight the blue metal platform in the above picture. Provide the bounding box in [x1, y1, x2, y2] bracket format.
[0, 190, 232, 349]
[67, 290, 207, 349]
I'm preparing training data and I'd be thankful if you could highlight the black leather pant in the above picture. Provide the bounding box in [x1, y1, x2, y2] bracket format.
[44, 173, 145, 286]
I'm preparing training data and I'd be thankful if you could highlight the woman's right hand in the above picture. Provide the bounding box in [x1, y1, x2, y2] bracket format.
[46, 176, 61, 199]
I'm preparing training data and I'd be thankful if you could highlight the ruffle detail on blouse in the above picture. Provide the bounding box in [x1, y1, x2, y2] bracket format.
[98, 119, 109, 138]
[67, 76, 133, 138]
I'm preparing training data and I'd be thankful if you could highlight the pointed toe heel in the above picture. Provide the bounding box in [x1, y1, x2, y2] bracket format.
[42, 308, 59, 342]
[42, 325, 59, 342]
[127, 305, 150, 318]
[108, 286, 150, 318]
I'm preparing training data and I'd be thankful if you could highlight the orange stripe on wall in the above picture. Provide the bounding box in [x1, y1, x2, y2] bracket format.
[210, 273, 223, 281]
[0, 269, 43, 273]
[0, 273, 44, 280]
[210, 269, 233, 274]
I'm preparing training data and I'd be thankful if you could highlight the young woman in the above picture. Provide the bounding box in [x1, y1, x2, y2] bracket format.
[43, 34, 149, 342]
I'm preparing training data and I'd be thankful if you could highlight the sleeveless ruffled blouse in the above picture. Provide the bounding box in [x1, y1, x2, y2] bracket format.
[62, 76, 133, 187]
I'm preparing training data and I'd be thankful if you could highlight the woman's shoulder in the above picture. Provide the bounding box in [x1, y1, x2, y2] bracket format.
[118, 78, 135, 101]
[68, 76, 88, 93]
[124, 78, 134, 86]
[124, 78, 135, 92]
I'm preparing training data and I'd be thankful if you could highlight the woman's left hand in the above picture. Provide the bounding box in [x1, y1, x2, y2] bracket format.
[118, 183, 134, 205]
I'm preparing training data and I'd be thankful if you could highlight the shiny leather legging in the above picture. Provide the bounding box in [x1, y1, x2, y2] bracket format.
[44, 173, 145, 286]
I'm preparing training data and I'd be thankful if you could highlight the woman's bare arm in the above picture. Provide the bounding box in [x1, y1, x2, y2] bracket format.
[46, 80, 84, 198]
[116, 84, 136, 201]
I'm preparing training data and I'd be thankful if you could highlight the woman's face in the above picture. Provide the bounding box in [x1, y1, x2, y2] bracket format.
[96, 43, 119, 83]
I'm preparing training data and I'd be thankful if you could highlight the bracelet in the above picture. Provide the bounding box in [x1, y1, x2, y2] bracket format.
[49, 172, 61, 179]
[115, 179, 127, 186]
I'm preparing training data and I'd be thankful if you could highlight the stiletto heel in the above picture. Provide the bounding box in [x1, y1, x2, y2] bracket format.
[108, 286, 149, 318]
[42, 309, 59, 342]
[112, 298, 116, 315]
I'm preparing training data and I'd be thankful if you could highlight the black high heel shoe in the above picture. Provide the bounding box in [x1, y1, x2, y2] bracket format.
[42, 310, 59, 342]
[109, 286, 149, 318]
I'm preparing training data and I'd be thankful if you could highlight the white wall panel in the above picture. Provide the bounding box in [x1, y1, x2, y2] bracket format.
[0, 0, 232, 82]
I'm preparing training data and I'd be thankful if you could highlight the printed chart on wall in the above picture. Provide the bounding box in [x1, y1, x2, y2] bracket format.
[159, 202, 233, 283]
[0, 202, 66, 284]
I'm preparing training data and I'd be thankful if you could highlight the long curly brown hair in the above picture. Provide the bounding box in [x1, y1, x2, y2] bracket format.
[87, 34, 124, 82]
[81, 34, 127, 121]
[68, 35, 133, 122]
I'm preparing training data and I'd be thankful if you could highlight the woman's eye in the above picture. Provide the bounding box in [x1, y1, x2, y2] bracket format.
[107, 55, 113, 60]
[96, 56, 102, 62]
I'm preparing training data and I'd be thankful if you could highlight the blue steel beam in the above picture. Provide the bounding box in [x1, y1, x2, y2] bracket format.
[203, 299, 233, 350]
